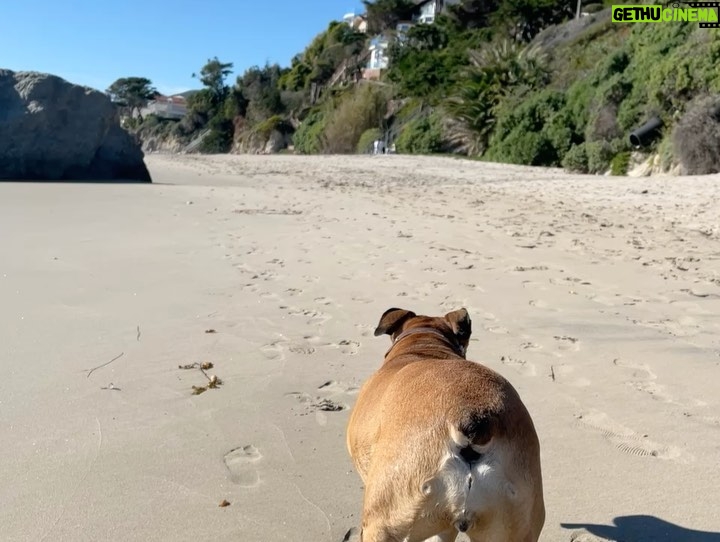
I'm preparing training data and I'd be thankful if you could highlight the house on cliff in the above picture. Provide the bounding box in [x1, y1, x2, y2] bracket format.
[361, 0, 459, 80]
[140, 95, 188, 120]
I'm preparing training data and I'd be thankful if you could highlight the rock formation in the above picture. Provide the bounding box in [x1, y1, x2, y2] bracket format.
[0, 70, 151, 182]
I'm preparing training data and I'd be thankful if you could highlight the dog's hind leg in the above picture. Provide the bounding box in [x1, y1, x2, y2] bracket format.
[358, 522, 395, 542]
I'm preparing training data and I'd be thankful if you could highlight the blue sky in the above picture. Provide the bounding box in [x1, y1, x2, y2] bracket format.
[0, 0, 364, 95]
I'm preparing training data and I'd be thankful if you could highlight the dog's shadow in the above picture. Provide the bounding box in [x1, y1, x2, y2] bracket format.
[563, 514, 720, 541]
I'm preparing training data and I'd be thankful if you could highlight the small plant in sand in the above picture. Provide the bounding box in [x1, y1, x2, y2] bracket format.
[178, 361, 223, 395]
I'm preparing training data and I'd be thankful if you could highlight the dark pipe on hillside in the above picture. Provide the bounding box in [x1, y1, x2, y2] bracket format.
[629, 116, 663, 147]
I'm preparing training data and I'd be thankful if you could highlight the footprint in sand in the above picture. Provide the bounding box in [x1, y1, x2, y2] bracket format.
[550, 364, 591, 387]
[306, 337, 362, 355]
[286, 391, 315, 404]
[288, 380, 358, 425]
[336, 340, 361, 355]
[287, 306, 332, 325]
[224, 445, 262, 487]
[355, 324, 374, 337]
[568, 532, 605, 542]
[500, 355, 537, 377]
[439, 298, 467, 312]
[285, 287, 303, 297]
[574, 410, 680, 460]
[288, 344, 316, 355]
[463, 283, 485, 292]
[528, 299, 559, 312]
[484, 324, 510, 335]
[612, 358, 676, 405]
[286, 392, 347, 418]
[259, 291, 281, 301]
[260, 341, 284, 360]
[318, 380, 360, 395]
[553, 335, 581, 352]
[240, 282, 259, 293]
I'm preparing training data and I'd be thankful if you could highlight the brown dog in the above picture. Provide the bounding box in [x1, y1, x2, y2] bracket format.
[346, 308, 545, 542]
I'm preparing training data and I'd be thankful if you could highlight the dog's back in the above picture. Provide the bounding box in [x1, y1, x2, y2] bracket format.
[347, 308, 544, 542]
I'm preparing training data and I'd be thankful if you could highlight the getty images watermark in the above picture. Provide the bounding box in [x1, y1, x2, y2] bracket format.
[612, 2, 720, 27]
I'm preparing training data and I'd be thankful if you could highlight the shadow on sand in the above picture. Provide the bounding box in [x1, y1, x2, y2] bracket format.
[0, 179, 152, 184]
[562, 515, 720, 541]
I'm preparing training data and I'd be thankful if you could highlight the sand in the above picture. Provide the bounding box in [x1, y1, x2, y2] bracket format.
[1, 153, 719, 542]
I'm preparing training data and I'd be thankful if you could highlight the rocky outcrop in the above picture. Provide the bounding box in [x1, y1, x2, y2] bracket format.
[0, 70, 151, 182]
[141, 134, 186, 154]
[627, 152, 681, 177]
[233, 128, 292, 155]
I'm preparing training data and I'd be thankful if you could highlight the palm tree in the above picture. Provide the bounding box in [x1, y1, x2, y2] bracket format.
[445, 40, 549, 155]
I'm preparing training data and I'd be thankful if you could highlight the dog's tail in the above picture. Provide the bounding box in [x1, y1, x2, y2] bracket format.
[446, 411, 501, 533]
[449, 410, 498, 463]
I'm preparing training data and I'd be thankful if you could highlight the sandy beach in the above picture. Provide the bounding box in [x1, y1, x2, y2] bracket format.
[1, 153, 719, 541]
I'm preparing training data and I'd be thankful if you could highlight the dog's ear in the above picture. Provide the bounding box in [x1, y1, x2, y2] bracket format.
[445, 308, 472, 344]
[374, 308, 416, 337]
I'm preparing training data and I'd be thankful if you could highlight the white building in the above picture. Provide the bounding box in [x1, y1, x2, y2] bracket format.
[342, 12, 368, 33]
[140, 95, 188, 120]
[413, 0, 460, 24]
[361, 0, 460, 79]
[367, 35, 390, 70]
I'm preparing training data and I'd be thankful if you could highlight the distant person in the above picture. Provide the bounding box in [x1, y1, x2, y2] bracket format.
[373, 139, 386, 155]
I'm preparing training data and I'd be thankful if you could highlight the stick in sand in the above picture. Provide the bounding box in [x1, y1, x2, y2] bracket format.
[86, 352, 124, 379]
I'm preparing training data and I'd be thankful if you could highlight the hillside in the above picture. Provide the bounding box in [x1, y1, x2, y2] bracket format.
[127, 0, 720, 175]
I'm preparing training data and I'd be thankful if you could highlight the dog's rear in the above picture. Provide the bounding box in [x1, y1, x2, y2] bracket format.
[347, 308, 544, 542]
[432, 393, 544, 541]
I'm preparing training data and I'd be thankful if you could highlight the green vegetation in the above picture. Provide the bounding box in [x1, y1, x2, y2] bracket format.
[673, 95, 720, 174]
[106, 77, 156, 120]
[395, 111, 445, 154]
[322, 83, 391, 153]
[114, 0, 720, 173]
[610, 151, 631, 176]
[357, 127, 382, 153]
[279, 21, 366, 92]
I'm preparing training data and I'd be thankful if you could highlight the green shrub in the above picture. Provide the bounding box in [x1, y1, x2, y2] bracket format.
[395, 113, 444, 154]
[199, 128, 233, 153]
[254, 115, 285, 138]
[293, 107, 328, 154]
[673, 95, 720, 174]
[357, 128, 381, 153]
[485, 131, 556, 165]
[562, 143, 589, 173]
[199, 109, 236, 154]
[544, 108, 579, 157]
[586, 140, 614, 173]
[485, 90, 567, 166]
[657, 135, 675, 172]
[141, 114, 161, 129]
[610, 151, 631, 176]
[321, 84, 390, 153]
[446, 40, 551, 155]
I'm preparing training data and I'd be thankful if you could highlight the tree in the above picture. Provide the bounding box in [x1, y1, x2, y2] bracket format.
[445, 41, 550, 154]
[363, 0, 416, 34]
[237, 64, 285, 123]
[106, 77, 157, 120]
[193, 57, 234, 103]
[493, 0, 574, 42]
